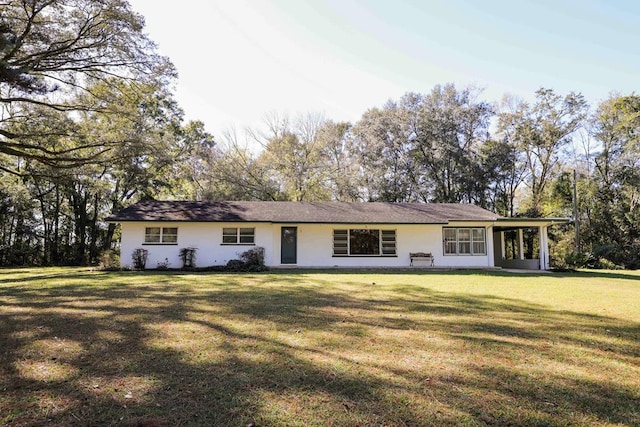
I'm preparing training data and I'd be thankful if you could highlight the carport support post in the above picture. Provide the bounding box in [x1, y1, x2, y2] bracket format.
[487, 226, 495, 267]
[539, 226, 549, 270]
[517, 228, 524, 260]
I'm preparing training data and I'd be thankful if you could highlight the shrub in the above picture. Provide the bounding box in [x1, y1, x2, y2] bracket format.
[131, 248, 148, 270]
[223, 247, 268, 272]
[99, 249, 120, 270]
[597, 257, 624, 270]
[225, 259, 246, 272]
[179, 247, 197, 269]
[156, 258, 170, 270]
[563, 251, 595, 269]
[239, 246, 265, 268]
[561, 245, 631, 270]
[593, 243, 631, 269]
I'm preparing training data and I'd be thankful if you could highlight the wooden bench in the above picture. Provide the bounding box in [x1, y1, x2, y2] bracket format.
[410, 252, 434, 267]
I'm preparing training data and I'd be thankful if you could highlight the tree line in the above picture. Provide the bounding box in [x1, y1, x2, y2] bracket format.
[1, 1, 638, 268]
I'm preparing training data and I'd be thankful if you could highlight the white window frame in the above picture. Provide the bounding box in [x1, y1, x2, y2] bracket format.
[333, 229, 396, 256]
[222, 227, 255, 245]
[443, 227, 486, 255]
[144, 227, 178, 244]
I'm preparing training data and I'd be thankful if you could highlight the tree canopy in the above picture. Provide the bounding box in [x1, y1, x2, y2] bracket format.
[0, 0, 175, 169]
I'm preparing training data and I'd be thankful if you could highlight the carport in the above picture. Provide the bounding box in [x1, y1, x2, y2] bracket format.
[492, 218, 569, 270]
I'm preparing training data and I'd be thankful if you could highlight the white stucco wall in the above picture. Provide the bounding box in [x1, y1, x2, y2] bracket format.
[273, 223, 443, 268]
[276, 222, 495, 268]
[119, 222, 274, 269]
[117, 221, 495, 269]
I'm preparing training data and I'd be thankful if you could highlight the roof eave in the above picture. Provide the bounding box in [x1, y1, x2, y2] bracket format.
[495, 217, 571, 227]
[447, 219, 500, 223]
[106, 219, 452, 225]
[496, 217, 570, 222]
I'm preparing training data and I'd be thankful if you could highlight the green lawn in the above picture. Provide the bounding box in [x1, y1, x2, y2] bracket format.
[1, 268, 639, 426]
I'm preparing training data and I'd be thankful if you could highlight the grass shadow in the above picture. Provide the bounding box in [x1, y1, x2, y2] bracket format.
[0, 269, 638, 426]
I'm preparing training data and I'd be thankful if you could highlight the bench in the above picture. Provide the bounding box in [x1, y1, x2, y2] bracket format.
[410, 252, 435, 267]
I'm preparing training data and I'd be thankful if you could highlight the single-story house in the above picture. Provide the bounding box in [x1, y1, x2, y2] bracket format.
[107, 201, 569, 270]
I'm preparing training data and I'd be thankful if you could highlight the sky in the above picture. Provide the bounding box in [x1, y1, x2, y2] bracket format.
[127, 0, 639, 137]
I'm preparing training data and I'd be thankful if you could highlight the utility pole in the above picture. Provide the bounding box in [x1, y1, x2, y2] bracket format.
[573, 169, 580, 252]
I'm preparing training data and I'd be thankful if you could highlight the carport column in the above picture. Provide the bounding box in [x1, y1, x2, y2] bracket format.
[487, 226, 494, 267]
[539, 226, 549, 270]
[517, 228, 524, 260]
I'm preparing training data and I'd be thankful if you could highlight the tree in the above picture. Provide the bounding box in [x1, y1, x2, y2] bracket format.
[591, 95, 640, 189]
[0, 168, 38, 265]
[583, 94, 640, 268]
[164, 120, 217, 200]
[0, 0, 174, 169]
[498, 89, 588, 216]
[352, 85, 493, 203]
[195, 128, 284, 201]
[0, 76, 194, 265]
[316, 120, 360, 201]
[352, 101, 416, 202]
[83, 79, 189, 257]
[479, 139, 527, 216]
[410, 85, 493, 204]
[257, 113, 333, 201]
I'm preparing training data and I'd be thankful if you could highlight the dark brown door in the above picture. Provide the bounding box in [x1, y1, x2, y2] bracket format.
[281, 227, 297, 264]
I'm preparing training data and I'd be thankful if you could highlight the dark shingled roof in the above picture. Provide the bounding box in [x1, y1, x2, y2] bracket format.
[107, 201, 500, 224]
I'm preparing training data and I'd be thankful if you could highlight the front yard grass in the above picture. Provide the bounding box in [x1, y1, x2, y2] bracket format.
[0, 268, 638, 426]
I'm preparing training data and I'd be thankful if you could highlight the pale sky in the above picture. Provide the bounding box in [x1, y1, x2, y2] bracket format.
[128, 0, 639, 136]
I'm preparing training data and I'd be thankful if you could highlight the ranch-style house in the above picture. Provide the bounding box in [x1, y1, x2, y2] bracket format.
[107, 201, 568, 270]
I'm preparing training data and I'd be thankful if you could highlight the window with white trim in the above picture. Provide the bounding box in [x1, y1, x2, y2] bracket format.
[333, 229, 396, 256]
[222, 227, 255, 244]
[144, 227, 178, 244]
[443, 227, 485, 255]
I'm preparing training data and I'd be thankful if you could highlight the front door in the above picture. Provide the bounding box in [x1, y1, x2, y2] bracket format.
[281, 227, 297, 264]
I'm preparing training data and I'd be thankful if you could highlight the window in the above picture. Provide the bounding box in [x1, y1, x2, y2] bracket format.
[443, 227, 485, 255]
[144, 227, 178, 244]
[381, 230, 397, 255]
[350, 229, 380, 255]
[333, 230, 348, 255]
[333, 229, 396, 256]
[443, 228, 457, 254]
[458, 229, 471, 254]
[222, 227, 255, 244]
[472, 228, 486, 254]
